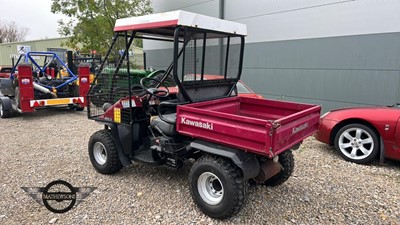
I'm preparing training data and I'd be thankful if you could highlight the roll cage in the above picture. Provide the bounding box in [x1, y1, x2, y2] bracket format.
[92, 11, 246, 104]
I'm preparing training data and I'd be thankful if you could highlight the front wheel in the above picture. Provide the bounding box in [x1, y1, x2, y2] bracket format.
[334, 123, 379, 164]
[189, 155, 247, 219]
[88, 129, 123, 174]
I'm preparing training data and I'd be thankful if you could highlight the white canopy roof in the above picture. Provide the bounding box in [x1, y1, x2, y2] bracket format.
[114, 10, 247, 36]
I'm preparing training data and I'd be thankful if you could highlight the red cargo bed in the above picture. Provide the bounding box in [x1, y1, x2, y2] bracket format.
[176, 96, 321, 157]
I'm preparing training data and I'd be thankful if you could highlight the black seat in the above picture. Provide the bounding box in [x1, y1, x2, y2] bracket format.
[150, 113, 176, 136]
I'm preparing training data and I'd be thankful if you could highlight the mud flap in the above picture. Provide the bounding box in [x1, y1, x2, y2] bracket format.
[105, 123, 132, 166]
[379, 136, 385, 164]
[190, 139, 260, 180]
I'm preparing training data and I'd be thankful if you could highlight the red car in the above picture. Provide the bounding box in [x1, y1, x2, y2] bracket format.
[0, 66, 12, 78]
[315, 105, 400, 164]
[167, 74, 263, 99]
[197, 75, 263, 98]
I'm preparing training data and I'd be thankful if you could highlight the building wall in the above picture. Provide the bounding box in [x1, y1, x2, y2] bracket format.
[149, 0, 400, 113]
[0, 37, 145, 69]
[0, 37, 72, 65]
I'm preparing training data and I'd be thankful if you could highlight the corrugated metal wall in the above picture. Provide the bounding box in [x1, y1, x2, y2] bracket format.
[0, 38, 145, 69]
[0, 37, 71, 65]
[242, 33, 400, 112]
[149, 0, 400, 113]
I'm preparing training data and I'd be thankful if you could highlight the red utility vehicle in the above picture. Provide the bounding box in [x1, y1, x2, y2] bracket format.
[315, 105, 400, 164]
[87, 11, 321, 218]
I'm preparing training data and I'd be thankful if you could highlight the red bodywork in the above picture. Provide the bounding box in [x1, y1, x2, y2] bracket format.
[0, 66, 12, 78]
[78, 65, 91, 107]
[177, 96, 321, 157]
[16, 64, 90, 112]
[18, 64, 35, 112]
[315, 107, 400, 161]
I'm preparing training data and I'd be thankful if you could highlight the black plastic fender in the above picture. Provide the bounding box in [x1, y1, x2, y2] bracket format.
[103, 123, 132, 167]
[190, 139, 260, 180]
[379, 136, 385, 164]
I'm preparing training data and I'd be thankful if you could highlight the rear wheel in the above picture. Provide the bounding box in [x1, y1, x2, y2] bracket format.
[68, 104, 84, 111]
[189, 155, 247, 219]
[75, 105, 84, 111]
[264, 150, 294, 186]
[334, 123, 379, 164]
[88, 129, 123, 174]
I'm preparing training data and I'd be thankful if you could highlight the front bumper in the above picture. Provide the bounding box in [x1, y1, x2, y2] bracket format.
[314, 118, 338, 145]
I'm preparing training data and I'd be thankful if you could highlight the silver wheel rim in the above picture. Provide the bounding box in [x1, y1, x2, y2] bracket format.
[93, 142, 107, 165]
[197, 172, 224, 205]
[338, 127, 374, 160]
[0, 103, 3, 117]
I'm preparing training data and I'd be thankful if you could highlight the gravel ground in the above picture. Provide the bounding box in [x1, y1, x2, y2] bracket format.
[0, 108, 399, 224]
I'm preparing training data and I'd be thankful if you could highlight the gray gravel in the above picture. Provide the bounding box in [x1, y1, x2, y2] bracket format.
[0, 108, 399, 224]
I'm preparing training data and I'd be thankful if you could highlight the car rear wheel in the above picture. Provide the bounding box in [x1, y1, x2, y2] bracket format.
[334, 123, 379, 164]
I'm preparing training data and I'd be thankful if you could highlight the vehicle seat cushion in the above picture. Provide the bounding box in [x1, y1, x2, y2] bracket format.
[150, 113, 176, 136]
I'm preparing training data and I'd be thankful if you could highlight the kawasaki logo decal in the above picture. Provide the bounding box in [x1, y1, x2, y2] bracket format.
[181, 117, 213, 130]
[292, 122, 308, 134]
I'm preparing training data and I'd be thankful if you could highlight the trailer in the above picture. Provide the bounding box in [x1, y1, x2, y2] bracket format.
[0, 52, 90, 118]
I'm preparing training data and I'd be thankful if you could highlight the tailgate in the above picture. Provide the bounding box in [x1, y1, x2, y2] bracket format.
[271, 104, 321, 155]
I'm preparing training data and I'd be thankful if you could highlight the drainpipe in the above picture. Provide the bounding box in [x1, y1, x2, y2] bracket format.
[219, 0, 225, 75]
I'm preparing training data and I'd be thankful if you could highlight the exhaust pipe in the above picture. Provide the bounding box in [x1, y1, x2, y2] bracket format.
[253, 156, 282, 183]
[33, 83, 57, 98]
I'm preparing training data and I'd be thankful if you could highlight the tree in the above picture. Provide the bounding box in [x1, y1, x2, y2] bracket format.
[0, 21, 29, 43]
[51, 0, 153, 54]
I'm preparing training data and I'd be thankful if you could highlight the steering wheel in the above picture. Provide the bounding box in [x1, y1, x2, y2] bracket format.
[139, 77, 169, 97]
[147, 69, 165, 79]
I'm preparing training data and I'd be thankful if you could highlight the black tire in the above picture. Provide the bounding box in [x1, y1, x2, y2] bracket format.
[67, 104, 84, 111]
[0, 100, 11, 118]
[334, 123, 379, 164]
[189, 154, 247, 219]
[68, 104, 76, 110]
[75, 106, 84, 111]
[89, 84, 104, 107]
[88, 129, 123, 174]
[264, 150, 294, 186]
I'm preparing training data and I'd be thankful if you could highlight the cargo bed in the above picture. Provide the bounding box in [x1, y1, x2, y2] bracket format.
[176, 96, 321, 157]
